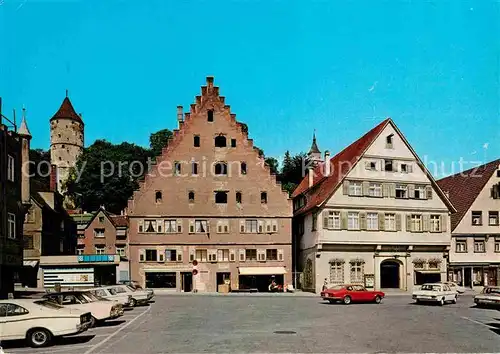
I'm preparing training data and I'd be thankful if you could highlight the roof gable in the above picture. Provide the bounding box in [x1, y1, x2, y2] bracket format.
[437, 159, 500, 231]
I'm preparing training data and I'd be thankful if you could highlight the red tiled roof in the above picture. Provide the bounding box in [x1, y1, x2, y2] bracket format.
[292, 118, 390, 215]
[111, 215, 129, 227]
[50, 97, 83, 123]
[437, 159, 500, 231]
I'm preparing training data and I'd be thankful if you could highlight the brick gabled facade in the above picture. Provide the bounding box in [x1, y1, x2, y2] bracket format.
[128, 77, 292, 292]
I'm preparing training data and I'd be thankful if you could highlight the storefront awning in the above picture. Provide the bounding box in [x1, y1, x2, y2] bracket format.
[416, 270, 441, 274]
[238, 267, 287, 275]
[23, 260, 38, 267]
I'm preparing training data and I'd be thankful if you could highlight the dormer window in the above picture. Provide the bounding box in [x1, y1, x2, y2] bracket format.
[155, 191, 162, 203]
[386, 134, 394, 149]
[214, 135, 226, 147]
[207, 110, 214, 122]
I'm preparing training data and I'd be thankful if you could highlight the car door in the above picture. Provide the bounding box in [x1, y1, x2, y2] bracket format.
[444, 285, 455, 301]
[0, 303, 30, 339]
[347, 286, 362, 302]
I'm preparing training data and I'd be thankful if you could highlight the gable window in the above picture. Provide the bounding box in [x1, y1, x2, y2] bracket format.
[329, 260, 344, 284]
[385, 213, 396, 231]
[472, 211, 482, 226]
[411, 214, 423, 232]
[489, 211, 499, 225]
[386, 134, 394, 149]
[327, 211, 341, 229]
[155, 191, 162, 203]
[245, 249, 257, 261]
[430, 215, 441, 232]
[7, 155, 15, 182]
[99, 216, 104, 223]
[384, 159, 394, 172]
[215, 191, 228, 204]
[365, 161, 377, 171]
[174, 162, 181, 175]
[414, 185, 426, 199]
[368, 183, 382, 197]
[195, 220, 208, 233]
[400, 164, 408, 173]
[366, 213, 378, 230]
[94, 228, 105, 238]
[7, 213, 16, 239]
[261, 192, 267, 204]
[145, 220, 157, 233]
[188, 191, 195, 203]
[145, 249, 157, 261]
[95, 245, 105, 255]
[245, 219, 258, 233]
[214, 135, 226, 147]
[207, 110, 214, 122]
[348, 181, 362, 196]
[192, 162, 198, 175]
[236, 192, 242, 204]
[231, 139, 236, 147]
[456, 239, 467, 253]
[193, 135, 200, 147]
[347, 212, 359, 230]
[395, 184, 407, 199]
[474, 239, 486, 253]
[240, 162, 247, 175]
[214, 162, 228, 175]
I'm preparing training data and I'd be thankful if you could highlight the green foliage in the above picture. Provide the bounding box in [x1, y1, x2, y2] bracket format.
[29, 148, 50, 188]
[280, 151, 306, 194]
[265, 157, 279, 175]
[149, 129, 173, 157]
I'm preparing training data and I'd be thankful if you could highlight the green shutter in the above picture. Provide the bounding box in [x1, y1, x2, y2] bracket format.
[341, 212, 348, 230]
[406, 214, 412, 232]
[360, 212, 367, 230]
[396, 214, 402, 231]
[378, 213, 385, 231]
[323, 211, 329, 229]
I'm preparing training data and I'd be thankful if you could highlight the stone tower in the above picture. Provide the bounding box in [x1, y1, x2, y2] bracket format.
[307, 131, 322, 166]
[49, 94, 84, 195]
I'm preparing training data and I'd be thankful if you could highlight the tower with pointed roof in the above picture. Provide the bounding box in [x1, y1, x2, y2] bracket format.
[18, 107, 32, 205]
[307, 131, 322, 166]
[49, 94, 84, 195]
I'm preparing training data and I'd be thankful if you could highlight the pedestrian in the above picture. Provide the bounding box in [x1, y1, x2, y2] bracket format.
[322, 278, 328, 291]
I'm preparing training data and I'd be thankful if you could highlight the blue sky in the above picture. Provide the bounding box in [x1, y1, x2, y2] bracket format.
[1, 0, 498, 177]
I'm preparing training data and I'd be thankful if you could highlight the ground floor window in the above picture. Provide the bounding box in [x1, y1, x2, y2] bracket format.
[145, 272, 176, 288]
[329, 260, 344, 284]
[350, 260, 364, 283]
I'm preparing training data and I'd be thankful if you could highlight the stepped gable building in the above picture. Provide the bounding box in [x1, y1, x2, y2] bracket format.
[127, 77, 292, 292]
[437, 159, 500, 289]
[292, 118, 456, 293]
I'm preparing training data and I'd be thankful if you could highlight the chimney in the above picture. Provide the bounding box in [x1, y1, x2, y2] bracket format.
[50, 165, 57, 192]
[308, 166, 314, 188]
[324, 150, 330, 177]
[177, 106, 183, 127]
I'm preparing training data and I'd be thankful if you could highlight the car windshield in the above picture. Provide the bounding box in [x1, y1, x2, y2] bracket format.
[83, 292, 109, 301]
[420, 285, 441, 291]
[34, 300, 63, 309]
[484, 288, 500, 295]
[126, 285, 136, 291]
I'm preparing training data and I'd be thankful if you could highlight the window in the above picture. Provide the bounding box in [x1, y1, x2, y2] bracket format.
[245, 249, 257, 261]
[231, 139, 236, 147]
[95, 246, 105, 255]
[400, 164, 408, 173]
[155, 191, 162, 203]
[366, 213, 378, 230]
[413, 260, 424, 269]
[7, 213, 16, 239]
[329, 261, 344, 284]
[194, 220, 209, 233]
[217, 220, 230, 233]
[430, 215, 441, 232]
[261, 192, 267, 204]
[214, 135, 226, 147]
[188, 191, 195, 203]
[495, 238, 500, 253]
[193, 135, 200, 147]
[386, 134, 394, 148]
[174, 162, 181, 175]
[76, 246, 84, 255]
[240, 162, 247, 175]
[368, 183, 382, 197]
[215, 191, 228, 204]
[411, 214, 422, 232]
[414, 185, 426, 199]
[327, 211, 341, 229]
[349, 182, 362, 196]
[395, 184, 407, 199]
[207, 110, 214, 122]
[192, 162, 198, 175]
[472, 211, 482, 225]
[350, 261, 364, 283]
[217, 249, 230, 262]
[385, 213, 396, 231]
[474, 239, 486, 253]
[195, 249, 208, 262]
[145, 249, 157, 261]
[116, 246, 126, 257]
[99, 216, 104, 223]
[94, 228, 105, 237]
[7, 155, 15, 181]
[0, 304, 29, 317]
[455, 239, 467, 253]
[24, 235, 34, 249]
[365, 161, 377, 171]
[347, 212, 359, 230]
[214, 162, 228, 175]
[384, 159, 394, 172]
[236, 192, 242, 204]
[245, 219, 258, 233]
[428, 260, 440, 269]
[164, 220, 177, 233]
[165, 249, 177, 262]
[144, 220, 157, 233]
[266, 249, 278, 261]
[489, 211, 499, 225]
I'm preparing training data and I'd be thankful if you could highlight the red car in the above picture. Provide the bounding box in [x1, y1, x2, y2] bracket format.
[320, 284, 385, 304]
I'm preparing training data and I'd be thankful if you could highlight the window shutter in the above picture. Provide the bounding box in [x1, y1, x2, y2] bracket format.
[422, 214, 430, 232]
[278, 249, 284, 261]
[381, 161, 385, 171]
[217, 221, 223, 233]
[258, 220, 264, 233]
[389, 183, 396, 198]
[258, 249, 266, 261]
[360, 212, 367, 230]
[323, 211, 329, 229]
[441, 215, 447, 232]
[408, 184, 415, 199]
[206, 220, 210, 233]
[343, 181, 349, 195]
[396, 214, 402, 231]
[138, 220, 144, 233]
[365, 162, 371, 170]
[378, 213, 385, 231]
[224, 221, 229, 233]
[139, 249, 145, 262]
[406, 214, 412, 232]
[189, 220, 195, 233]
[189, 249, 195, 262]
[239, 249, 246, 262]
[383, 184, 390, 198]
[158, 251, 164, 262]
[211, 249, 217, 262]
[229, 249, 236, 262]
[177, 250, 183, 262]
[425, 186, 433, 199]
[341, 211, 348, 230]
[362, 182, 370, 196]
[272, 220, 278, 233]
[240, 220, 245, 233]
[177, 219, 183, 233]
[407, 164, 413, 173]
[266, 220, 272, 233]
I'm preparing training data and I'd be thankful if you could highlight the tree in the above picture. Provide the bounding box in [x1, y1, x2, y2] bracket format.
[149, 129, 173, 157]
[29, 148, 50, 188]
[265, 157, 279, 175]
[279, 151, 306, 195]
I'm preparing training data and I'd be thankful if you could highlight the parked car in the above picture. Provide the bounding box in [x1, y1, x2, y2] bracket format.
[43, 291, 124, 327]
[474, 286, 500, 308]
[412, 283, 457, 305]
[440, 281, 466, 294]
[320, 284, 385, 304]
[87, 287, 132, 308]
[119, 280, 155, 297]
[87, 285, 153, 307]
[0, 299, 92, 348]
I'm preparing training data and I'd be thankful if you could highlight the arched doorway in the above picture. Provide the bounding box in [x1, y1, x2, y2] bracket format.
[380, 259, 401, 288]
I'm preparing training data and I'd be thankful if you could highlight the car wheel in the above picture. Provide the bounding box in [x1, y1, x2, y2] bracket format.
[89, 316, 97, 328]
[130, 298, 137, 307]
[439, 298, 445, 306]
[27, 328, 52, 348]
[415, 299, 421, 304]
[343, 296, 351, 305]
[374, 295, 382, 304]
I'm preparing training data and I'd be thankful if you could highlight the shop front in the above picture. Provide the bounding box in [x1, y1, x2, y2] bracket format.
[449, 264, 500, 288]
[238, 267, 287, 292]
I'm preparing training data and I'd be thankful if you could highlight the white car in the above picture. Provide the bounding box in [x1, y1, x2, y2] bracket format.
[412, 283, 458, 305]
[441, 281, 466, 294]
[43, 291, 124, 327]
[474, 286, 500, 308]
[88, 285, 153, 307]
[0, 299, 92, 348]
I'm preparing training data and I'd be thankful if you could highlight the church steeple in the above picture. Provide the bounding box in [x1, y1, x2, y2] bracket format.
[307, 131, 322, 165]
